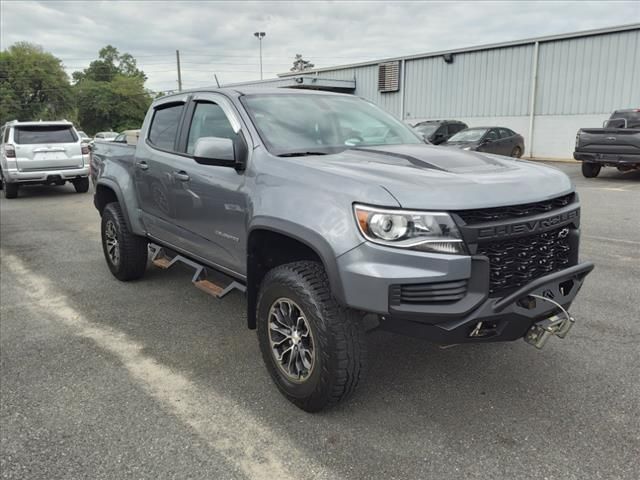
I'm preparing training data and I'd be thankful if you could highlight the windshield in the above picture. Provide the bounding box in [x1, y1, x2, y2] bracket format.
[414, 124, 439, 136]
[242, 94, 422, 155]
[448, 128, 487, 143]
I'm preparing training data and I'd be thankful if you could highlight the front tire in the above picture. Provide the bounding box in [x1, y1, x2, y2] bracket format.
[4, 182, 18, 199]
[581, 162, 601, 178]
[101, 202, 148, 281]
[73, 177, 90, 193]
[257, 261, 367, 412]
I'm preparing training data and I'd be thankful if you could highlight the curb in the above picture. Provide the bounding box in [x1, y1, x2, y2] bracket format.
[524, 157, 579, 164]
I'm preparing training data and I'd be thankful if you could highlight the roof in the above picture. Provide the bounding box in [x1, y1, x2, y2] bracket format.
[415, 119, 467, 124]
[278, 23, 640, 77]
[4, 120, 73, 126]
[153, 85, 352, 105]
[223, 75, 356, 92]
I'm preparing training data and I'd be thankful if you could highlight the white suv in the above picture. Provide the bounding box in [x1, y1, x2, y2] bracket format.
[0, 120, 90, 199]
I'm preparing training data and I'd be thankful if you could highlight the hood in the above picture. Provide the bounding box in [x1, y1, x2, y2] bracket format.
[292, 144, 573, 210]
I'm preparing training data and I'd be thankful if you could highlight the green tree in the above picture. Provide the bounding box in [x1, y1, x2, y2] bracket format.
[290, 54, 314, 73]
[72, 45, 146, 83]
[73, 46, 151, 134]
[0, 42, 73, 124]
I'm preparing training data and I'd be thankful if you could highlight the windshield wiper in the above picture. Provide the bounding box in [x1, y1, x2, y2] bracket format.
[277, 151, 329, 157]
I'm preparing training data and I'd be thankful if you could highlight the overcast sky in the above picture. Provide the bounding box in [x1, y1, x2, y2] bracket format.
[1, 0, 639, 92]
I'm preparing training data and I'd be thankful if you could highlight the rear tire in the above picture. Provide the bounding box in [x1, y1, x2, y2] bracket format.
[511, 146, 522, 158]
[581, 162, 601, 178]
[257, 261, 367, 412]
[101, 202, 148, 281]
[4, 182, 18, 199]
[73, 177, 90, 193]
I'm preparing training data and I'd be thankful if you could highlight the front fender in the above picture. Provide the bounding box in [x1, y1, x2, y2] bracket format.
[249, 216, 349, 305]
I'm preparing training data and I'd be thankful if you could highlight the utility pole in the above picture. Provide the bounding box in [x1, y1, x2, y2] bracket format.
[176, 49, 183, 91]
[253, 32, 266, 80]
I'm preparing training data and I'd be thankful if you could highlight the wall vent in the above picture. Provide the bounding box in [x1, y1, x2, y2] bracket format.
[377, 61, 400, 93]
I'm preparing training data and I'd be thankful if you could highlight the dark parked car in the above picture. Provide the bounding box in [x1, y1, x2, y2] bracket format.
[444, 127, 525, 158]
[412, 120, 468, 144]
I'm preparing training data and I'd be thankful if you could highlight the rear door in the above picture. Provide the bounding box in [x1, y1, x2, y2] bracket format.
[135, 99, 188, 246]
[12, 125, 83, 171]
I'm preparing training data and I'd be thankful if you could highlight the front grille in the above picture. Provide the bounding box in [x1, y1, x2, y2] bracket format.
[456, 193, 575, 225]
[390, 279, 468, 306]
[477, 226, 572, 295]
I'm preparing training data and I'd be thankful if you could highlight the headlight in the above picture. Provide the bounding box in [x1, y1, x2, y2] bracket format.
[354, 205, 467, 254]
[462, 146, 472, 151]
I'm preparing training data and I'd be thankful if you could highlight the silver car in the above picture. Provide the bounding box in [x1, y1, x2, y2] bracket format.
[0, 120, 90, 199]
[94, 131, 118, 142]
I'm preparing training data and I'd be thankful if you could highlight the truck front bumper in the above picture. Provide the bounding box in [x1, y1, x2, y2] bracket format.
[3, 167, 89, 184]
[337, 242, 594, 344]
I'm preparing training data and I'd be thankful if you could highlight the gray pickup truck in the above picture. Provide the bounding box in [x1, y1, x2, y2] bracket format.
[92, 88, 593, 411]
[574, 109, 640, 177]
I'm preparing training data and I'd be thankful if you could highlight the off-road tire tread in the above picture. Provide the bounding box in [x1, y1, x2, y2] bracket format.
[73, 177, 90, 193]
[102, 202, 148, 281]
[258, 261, 367, 412]
[4, 182, 18, 199]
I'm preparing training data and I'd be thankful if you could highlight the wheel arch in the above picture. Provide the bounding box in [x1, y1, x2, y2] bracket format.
[246, 219, 345, 330]
[94, 179, 143, 234]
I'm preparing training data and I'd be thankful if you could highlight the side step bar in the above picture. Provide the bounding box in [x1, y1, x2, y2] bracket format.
[148, 243, 246, 299]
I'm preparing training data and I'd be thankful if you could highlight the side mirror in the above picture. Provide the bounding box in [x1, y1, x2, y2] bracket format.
[193, 136, 245, 169]
[482, 137, 493, 144]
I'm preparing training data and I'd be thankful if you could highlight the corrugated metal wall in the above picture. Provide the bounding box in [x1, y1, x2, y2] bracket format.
[403, 44, 534, 119]
[535, 29, 640, 115]
[312, 28, 639, 120]
[316, 66, 402, 117]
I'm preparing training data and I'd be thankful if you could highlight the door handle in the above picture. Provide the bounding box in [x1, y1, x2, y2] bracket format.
[136, 161, 149, 171]
[173, 171, 190, 182]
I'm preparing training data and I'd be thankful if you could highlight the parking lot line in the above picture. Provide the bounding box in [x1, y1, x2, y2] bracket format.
[1, 250, 336, 480]
[584, 235, 640, 246]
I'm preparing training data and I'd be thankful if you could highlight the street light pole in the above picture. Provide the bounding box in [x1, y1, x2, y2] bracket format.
[253, 31, 266, 80]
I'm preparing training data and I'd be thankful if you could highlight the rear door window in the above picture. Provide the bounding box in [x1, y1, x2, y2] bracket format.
[14, 126, 77, 144]
[498, 128, 513, 139]
[148, 103, 185, 151]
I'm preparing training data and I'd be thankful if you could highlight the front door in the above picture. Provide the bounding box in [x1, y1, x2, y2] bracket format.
[169, 93, 249, 275]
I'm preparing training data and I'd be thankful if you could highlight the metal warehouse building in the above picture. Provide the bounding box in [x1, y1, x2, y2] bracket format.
[230, 24, 640, 159]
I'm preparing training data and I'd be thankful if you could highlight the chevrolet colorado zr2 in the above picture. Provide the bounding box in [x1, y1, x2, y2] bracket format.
[91, 88, 593, 412]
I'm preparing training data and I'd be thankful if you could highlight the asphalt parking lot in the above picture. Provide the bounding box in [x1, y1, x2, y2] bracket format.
[1, 163, 638, 480]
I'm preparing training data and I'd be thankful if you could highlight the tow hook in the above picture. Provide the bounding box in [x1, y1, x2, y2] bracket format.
[523, 294, 576, 349]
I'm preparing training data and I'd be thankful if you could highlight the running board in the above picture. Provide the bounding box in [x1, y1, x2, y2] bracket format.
[149, 243, 246, 299]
